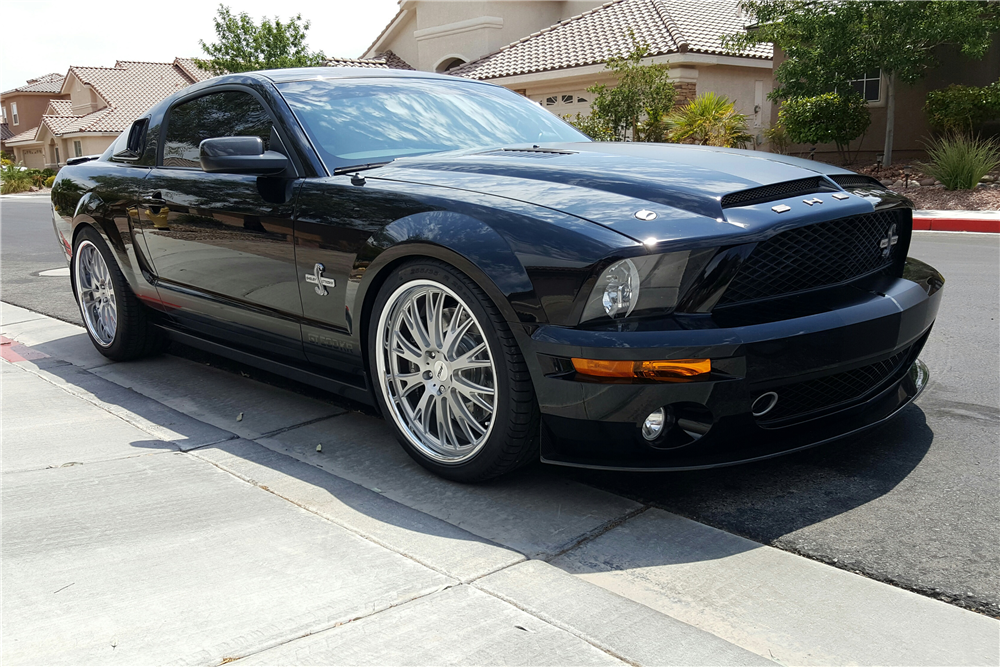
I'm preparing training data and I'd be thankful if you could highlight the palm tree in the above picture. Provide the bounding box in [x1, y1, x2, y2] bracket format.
[668, 93, 753, 148]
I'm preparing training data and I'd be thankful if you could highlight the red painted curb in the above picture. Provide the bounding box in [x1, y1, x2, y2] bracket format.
[912, 217, 999, 233]
[0, 336, 50, 363]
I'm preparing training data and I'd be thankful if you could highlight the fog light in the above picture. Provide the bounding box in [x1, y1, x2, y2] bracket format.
[642, 408, 667, 440]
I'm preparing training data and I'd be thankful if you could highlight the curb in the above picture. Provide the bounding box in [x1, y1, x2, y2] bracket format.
[913, 210, 999, 233]
[912, 218, 999, 233]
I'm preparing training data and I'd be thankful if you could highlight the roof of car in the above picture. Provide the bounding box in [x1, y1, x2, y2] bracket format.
[252, 67, 471, 84]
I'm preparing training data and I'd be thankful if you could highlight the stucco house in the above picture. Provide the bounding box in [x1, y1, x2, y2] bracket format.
[364, 0, 773, 140]
[770, 38, 1000, 164]
[1, 73, 68, 163]
[5, 58, 211, 169]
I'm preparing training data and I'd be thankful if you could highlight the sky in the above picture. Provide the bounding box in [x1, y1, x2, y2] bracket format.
[1, 0, 401, 91]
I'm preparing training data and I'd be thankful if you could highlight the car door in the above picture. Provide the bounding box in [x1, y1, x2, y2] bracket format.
[136, 88, 305, 361]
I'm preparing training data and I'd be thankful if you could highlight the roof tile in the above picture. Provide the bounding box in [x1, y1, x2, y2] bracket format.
[2, 73, 66, 96]
[325, 50, 415, 70]
[451, 0, 770, 81]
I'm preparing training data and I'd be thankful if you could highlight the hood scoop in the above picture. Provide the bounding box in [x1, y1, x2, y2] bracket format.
[721, 176, 839, 209]
[478, 147, 577, 159]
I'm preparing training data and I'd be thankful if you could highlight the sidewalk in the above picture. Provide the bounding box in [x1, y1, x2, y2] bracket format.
[2, 301, 997, 666]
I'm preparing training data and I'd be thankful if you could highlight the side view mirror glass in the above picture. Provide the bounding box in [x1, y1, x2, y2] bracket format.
[199, 136, 288, 176]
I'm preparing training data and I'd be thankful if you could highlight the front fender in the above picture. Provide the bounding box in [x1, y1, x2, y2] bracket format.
[352, 211, 541, 330]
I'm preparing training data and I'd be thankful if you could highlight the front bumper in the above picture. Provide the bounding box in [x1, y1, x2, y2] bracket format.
[526, 260, 943, 471]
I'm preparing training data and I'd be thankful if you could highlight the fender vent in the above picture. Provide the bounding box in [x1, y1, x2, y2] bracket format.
[721, 176, 838, 208]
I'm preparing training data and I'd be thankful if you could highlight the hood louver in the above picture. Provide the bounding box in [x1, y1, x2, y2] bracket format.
[721, 176, 838, 209]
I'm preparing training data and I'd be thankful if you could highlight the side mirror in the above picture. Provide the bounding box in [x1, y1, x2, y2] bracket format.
[199, 136, 288, 176]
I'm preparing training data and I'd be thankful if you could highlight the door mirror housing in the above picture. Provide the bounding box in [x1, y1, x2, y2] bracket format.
[199, 136, 288, 176]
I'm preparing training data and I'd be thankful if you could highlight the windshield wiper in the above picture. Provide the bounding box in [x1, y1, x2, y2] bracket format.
[332, 161, 393, 175]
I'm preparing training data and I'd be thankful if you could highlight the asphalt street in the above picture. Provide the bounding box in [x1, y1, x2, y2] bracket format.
[2, 193, 998, 616]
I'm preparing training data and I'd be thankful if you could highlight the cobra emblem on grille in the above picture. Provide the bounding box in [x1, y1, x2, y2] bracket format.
[879, 224, 899, 257]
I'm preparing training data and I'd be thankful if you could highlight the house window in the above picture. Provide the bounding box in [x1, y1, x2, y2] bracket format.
[54, 146, 60, 164]
[543, 95, 589, 107]
[74, 140, 83, 157]
[11, 102, 18, 125]
[848, 71, 881, 102]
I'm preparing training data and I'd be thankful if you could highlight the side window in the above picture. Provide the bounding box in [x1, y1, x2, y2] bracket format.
[162, 91, 272, 168]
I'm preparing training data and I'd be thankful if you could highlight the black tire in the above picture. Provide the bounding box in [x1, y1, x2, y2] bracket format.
[368, 259, 540, 482]
[72, 226, 164, 361]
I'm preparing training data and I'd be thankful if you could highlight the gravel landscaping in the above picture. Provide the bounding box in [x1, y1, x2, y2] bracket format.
[847, 165, 1000, 211]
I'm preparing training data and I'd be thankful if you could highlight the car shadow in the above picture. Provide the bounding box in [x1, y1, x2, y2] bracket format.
[565, 405, 935, 546]
[20, 338, 933, 570]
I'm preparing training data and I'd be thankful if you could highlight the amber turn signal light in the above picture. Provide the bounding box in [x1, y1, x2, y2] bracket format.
[571, 358, 711, 381]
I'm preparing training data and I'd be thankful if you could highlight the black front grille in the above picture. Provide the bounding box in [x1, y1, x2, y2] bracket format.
[828, 174, 885, 190]
[718, 209, 907, 306]
[756, 346, 912, 425]
[721, 177, 837, 208]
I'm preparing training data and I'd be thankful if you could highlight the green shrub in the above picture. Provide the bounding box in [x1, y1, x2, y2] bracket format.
[919, 133, 1000, 190]
[924, 81, 1000, 134]
[583, 31, 676, 141]
[44, 175, 55, 188]
[764, 123, 791, 155]
[1, 162, 33, 194]
[25, 169, 48, 187]
[779, 92, 870, 163]
[667, 92, 752, 148]
[563, 112, 615, 141]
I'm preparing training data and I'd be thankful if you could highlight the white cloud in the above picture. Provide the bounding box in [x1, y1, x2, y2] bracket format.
[1, 0, 400, 91]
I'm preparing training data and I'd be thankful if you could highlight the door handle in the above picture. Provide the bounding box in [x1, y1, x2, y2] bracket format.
[141, 191, 166, 220]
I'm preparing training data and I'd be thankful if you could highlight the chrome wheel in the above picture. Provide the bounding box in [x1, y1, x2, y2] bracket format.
[74, 240, 117, 347]
[375, 280, 497, 464]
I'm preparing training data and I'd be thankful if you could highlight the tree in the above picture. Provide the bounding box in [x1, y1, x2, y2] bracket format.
[667, 93, 753, 148]
[569, 32, 675, 142]
[779, 92, 871, 163]
[195, 5, 326, 75]
[726, 1, 1000, 166]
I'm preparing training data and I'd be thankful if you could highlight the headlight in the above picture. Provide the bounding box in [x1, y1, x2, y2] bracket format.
[581, 249, 716, 322]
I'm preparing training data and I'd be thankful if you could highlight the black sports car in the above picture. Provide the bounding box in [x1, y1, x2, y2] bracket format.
[51, 67, 943, 481]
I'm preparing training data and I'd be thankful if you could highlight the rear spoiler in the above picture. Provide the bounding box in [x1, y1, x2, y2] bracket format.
[65, 154, 101, 166]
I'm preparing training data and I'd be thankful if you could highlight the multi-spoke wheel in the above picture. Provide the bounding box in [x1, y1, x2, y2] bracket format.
[72, 226, 163, 360]
[75, 240, 118, 347]
[370, 261, 539, 481]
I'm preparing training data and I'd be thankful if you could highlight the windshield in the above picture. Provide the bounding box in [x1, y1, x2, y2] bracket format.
[276, 78, 589, 171]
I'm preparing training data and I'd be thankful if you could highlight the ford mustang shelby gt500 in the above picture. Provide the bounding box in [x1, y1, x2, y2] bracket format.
[51, 68, 943, 481]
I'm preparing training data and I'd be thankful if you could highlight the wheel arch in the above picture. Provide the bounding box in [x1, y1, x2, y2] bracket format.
[353, 212, 542, 380]
[70, 202, 154, 301]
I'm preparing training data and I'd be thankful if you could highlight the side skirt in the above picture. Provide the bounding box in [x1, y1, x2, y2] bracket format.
[156, 325, 375, 407]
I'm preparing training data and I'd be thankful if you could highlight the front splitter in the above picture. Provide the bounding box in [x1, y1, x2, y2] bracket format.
[539, 359, 929, 472]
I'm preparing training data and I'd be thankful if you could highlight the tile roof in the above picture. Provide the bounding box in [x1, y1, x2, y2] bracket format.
[325, 50, 415, 70]
[2, 72, 66, 95]
[6, 125, 40, 144]
[172, 58, 214, 82]
[377, 50, 416, 71]
[36, 59, 205, 137]
[451, 0, 771, 81]
[46, 99, 74, 115]
[1, 122, 13, 142]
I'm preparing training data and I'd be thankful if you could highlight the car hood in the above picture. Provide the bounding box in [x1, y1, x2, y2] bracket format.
[371, 142, 874, 245]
